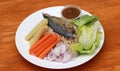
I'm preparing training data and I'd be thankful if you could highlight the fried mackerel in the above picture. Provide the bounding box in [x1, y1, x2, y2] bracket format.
[43, 13, 75, 38]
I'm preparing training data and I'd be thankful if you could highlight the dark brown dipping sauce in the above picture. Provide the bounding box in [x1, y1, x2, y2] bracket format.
[62, 7, 80, 19]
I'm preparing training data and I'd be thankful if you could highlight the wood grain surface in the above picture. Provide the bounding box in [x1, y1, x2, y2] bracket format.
[0, 0, 120, 71]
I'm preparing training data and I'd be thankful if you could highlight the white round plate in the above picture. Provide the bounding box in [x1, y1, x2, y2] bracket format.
[15, 6, 105, 69]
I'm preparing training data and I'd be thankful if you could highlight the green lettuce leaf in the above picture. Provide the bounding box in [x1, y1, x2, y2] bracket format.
[78, 26, 95, 50]
[80, 31, 102, 54]
[72, 14, 98, 27]
[71, 26, 102, 54]
[70, 14, 102, 55]
[71, 43, 83, 52]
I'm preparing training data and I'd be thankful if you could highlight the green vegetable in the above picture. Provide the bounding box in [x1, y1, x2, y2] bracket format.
[80, 31, 102, 54]
[71, 43, 83, 52]
[72, 15, 98, 27]
[70, 14, 102, 55]
[79, 26, 95, 50]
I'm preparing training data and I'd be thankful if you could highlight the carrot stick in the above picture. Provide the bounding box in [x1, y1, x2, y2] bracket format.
[29, 33, 51, 52]
[29, 33, 51, 50]
[30, 35, 53, 54]
[34, 35, 57, 56]
[30, 34, 56, 54]
[39, 36, 61, 59]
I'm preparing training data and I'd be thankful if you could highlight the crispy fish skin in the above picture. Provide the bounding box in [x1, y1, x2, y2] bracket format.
[43, 13, 74, 38]
[50, 16, 75, 33]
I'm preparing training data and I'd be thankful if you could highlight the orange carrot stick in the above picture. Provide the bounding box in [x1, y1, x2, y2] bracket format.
[30, 34, 56, 54]
[34, 35, 57, 56]
[29, 33, 51, 51]
[39, 36, 61, 59]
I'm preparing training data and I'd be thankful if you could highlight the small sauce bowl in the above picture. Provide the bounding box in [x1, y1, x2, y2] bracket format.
[61, 5, 81, 20]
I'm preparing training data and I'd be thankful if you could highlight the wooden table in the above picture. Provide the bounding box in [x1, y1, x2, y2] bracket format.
[0, 0, 120, 71]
